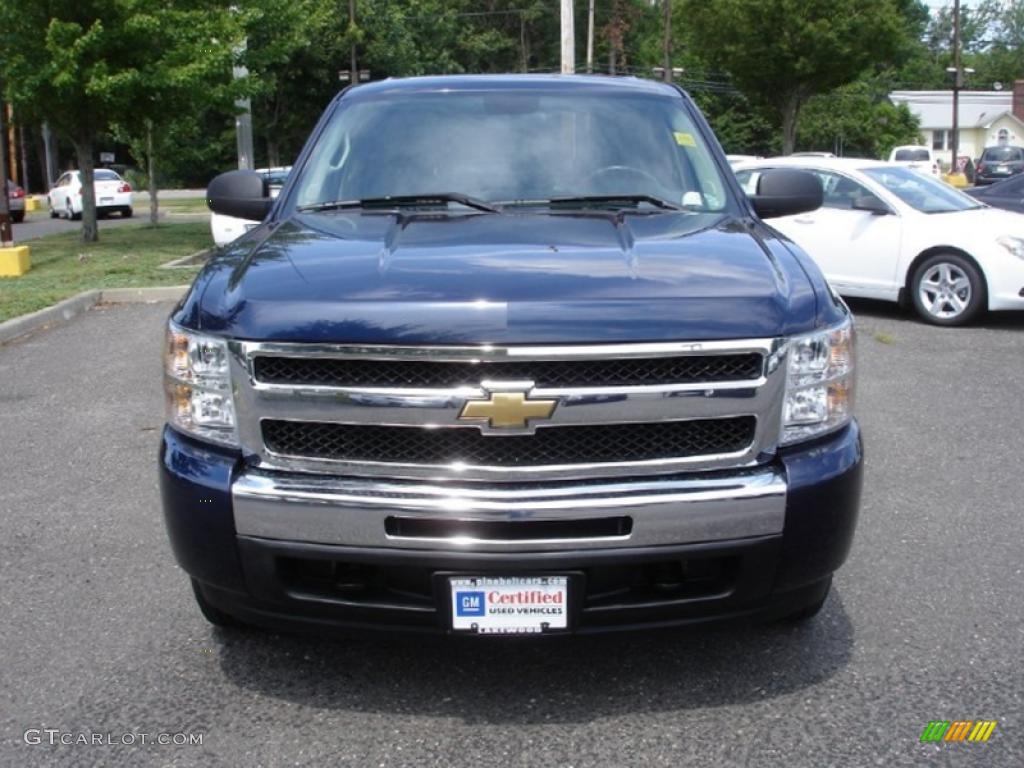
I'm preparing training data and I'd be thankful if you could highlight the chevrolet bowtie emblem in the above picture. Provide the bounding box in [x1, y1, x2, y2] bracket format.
[458, 391, 557, 430]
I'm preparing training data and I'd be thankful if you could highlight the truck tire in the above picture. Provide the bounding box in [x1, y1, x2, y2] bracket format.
[780, 576, 831, 623]
[910, 253, 985, 326]
[191, 579, 247, 629]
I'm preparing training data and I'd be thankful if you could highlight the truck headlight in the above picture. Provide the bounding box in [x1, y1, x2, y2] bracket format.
[164, 322, 239, 447]
[780, 317, 855, 446]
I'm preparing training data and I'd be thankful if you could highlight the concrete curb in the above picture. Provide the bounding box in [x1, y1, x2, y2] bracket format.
[0, 285, 189, 345]
[159, 248, 212, 269]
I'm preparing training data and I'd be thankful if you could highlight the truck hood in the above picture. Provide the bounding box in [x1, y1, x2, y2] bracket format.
[190, 211, 820, 343]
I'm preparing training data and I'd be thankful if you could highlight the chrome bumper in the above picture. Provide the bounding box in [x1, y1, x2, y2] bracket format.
[232, 466, 787, 553]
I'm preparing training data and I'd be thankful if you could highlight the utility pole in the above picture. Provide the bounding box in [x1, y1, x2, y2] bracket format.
[561, 0, 575, 74]
[950, 0, 962, 176]
[586, 0, 595, 74]
[349, 0, 357, 84]
[662, 0, 673, 82]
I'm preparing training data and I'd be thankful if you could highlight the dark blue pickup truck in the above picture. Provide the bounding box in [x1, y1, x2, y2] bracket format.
[161, 75, 862, 636]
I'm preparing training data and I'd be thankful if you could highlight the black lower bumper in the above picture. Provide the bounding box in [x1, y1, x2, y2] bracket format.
[161, 422, 863, 635]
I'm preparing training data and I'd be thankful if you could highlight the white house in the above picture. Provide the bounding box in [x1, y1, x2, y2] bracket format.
[889, 83, 1024, 162]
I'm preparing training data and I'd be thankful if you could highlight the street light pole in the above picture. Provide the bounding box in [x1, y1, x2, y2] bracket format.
[662, 0, 673, 82]
[951, 0, 961, 175]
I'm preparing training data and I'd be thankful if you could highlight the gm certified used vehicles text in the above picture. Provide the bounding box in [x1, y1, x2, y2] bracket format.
[161, 75, 862, 636]
[735, 157, 1024, 325]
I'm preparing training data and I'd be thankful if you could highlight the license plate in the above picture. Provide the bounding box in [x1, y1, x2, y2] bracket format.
[450, 576, 569, 634]
[100, 197, 114, 203]
[998, 165, 1009, 173]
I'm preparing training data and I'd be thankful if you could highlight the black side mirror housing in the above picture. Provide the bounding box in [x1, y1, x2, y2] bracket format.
[851, 195, 891, 215]
[750, 169, 823, 219]
[207, 170, 272, 221]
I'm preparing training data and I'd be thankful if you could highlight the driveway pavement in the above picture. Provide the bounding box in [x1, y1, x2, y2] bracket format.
[0, 300, 1022, 767]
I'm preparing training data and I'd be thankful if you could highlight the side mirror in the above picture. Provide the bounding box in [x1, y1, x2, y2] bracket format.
[207, 170, 272, 221]
[750, 169, 823, 219]
[851, 195, 891, 215]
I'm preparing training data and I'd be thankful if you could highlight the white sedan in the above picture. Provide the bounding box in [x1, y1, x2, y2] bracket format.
[47, 169, 133, 220]
[210, 166, 290, 246]
[735, 157, 1024, 325]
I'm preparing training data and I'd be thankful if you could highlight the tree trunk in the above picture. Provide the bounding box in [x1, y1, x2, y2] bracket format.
[147, 120, 158, 226]
[266, 140, 279, 169]
[780, 93, 804, 156]
[74, 134, 98, 243]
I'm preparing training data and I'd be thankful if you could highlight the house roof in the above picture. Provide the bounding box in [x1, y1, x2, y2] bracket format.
[979, 110, 1024, 130]
[889, 90, 1013, 128]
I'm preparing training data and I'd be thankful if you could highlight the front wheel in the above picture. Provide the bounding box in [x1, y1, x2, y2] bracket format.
[779, 576, 831, 623]
[910, 253, 985, 326]
[191, 579, 247, 629]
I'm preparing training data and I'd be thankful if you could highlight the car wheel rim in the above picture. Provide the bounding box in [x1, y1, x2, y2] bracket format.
[919, 263, 971, 319]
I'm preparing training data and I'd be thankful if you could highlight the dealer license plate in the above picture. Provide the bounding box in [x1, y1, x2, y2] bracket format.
[449, 576, 569, 634]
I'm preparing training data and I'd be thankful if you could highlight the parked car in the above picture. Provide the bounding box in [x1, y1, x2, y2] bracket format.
[974, 146, 1024, 185]
[5, 179, 26, 223]
[162, 75, 863, 637]
[47, 169, 133, 220]
[887, 145, 941, 177]
[966, 174, 1024, 213]
[726, 154, 762, 166]
[734, 157, 1024, 325]
[209, 166, 291, 246]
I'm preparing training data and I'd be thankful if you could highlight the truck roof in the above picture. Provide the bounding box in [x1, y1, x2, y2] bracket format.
[342, 74, 684, 100]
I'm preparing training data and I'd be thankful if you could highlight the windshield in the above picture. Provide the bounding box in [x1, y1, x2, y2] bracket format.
[893, 149, 929, 162]
[981, 147, 1024, 162]
[862, 166, 982, 213]
[292, 90, 731, 212]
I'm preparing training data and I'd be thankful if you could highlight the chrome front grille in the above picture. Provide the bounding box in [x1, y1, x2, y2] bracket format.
[252, 353, 763, 389]
[229, 339, 787, 481]
[262, 417, 757, 467]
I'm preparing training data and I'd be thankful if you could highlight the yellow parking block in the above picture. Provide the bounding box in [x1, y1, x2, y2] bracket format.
[0, 245, 32, 277]
[24, 196, 40, 212]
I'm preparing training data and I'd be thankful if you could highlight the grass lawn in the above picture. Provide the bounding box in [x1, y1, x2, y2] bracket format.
[153, 197, 210, 214]
[0, 222, 209, 322]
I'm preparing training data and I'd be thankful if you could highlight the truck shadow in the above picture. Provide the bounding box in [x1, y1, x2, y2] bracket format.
[215, 591, 854, 724]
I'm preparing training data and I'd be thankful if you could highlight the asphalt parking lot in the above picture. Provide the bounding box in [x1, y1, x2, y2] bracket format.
[1, 300, 1022, 767]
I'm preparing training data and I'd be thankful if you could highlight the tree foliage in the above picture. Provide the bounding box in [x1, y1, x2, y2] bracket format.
[679, 0, 913, 154]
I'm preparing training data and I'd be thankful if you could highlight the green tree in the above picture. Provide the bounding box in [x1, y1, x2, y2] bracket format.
[680, 0, 913, 154]
[0, 0, 239, 241]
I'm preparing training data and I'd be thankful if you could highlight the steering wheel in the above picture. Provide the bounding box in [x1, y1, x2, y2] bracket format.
[582, 165, 663, 189]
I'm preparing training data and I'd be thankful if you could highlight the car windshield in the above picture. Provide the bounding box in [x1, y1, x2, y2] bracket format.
[862, 166, 982, 213]
[893, 149, 930, 162]
[981, 147, 1024, 162]
[292, 89, 732, 212]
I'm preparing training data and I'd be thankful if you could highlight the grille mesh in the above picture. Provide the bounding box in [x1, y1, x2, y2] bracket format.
[262, 417, 756, 467]
[253, 353, 763, 389]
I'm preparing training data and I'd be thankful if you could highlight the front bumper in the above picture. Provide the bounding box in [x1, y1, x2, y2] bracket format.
[159, 422, 863, 634]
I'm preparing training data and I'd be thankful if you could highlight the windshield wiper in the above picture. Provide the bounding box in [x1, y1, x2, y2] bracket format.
[298, 193, 500, 213]
[543, 194, 684, 211]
